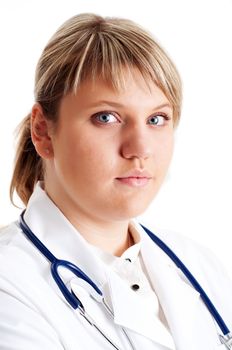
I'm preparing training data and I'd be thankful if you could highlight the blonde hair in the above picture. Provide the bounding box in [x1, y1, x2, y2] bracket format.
[10, 13, 182, 206]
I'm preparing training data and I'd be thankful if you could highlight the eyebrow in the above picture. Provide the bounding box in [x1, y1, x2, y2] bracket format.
[88, 100, 172, 111]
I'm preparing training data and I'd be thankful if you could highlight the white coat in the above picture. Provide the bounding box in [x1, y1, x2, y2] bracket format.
[0, 185, 232, 350]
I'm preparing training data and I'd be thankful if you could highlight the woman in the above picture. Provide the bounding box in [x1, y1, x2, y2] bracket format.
[0, 13, 231, 350]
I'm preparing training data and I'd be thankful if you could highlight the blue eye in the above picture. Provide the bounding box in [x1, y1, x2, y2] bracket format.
[148, 115, 167, 126]
[95, 112, 118, 124]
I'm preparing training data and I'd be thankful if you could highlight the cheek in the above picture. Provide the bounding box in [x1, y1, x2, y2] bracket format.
[154, 134, 174, 170]
[164, 139, 174, 163]
[147, 137, 173, 201]
[67, 135, 117, 179]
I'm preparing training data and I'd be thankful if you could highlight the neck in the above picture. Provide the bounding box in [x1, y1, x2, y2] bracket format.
[45, 190, 133, 256]
[70, 217, 134, 256]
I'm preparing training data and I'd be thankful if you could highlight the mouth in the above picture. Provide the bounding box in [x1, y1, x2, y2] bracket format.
[115, 169, 152, 187]
[116, 176, 151, 187]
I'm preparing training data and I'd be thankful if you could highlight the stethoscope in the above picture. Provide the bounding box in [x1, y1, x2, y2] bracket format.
[19, 211, 232, 349]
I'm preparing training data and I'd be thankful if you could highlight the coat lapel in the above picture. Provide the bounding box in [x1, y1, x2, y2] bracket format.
[139, 224, 222, 350]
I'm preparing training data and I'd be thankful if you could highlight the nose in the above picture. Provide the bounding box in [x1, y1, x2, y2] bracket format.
[120, 127, 152, 161]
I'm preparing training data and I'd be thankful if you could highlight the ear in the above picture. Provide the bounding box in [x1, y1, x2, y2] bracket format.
[31, 103, 54, 159]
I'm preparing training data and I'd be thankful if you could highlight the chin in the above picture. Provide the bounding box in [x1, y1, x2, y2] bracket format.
[112, 199, 153, 221]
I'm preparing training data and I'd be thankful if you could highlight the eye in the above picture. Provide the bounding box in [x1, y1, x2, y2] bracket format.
[93, 111, 118, 124]
[148, 114, 169, 126]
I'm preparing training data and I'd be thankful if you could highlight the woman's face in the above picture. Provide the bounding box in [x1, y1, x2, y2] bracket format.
[45, 69, 174, 223]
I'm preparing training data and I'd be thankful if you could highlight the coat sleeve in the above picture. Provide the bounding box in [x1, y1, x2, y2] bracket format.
[0, 290, 65, 350]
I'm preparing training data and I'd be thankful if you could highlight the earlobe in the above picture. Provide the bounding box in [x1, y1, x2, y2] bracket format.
[31, 103, 54, 159]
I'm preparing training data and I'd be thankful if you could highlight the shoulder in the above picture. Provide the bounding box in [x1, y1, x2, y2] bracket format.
[139, 222, 225, 275]
[0, 220, 49, 298]
[0, 221, 24, 262]
[0, 220, 31, 260]
[0, 222, 65, 349]
[135, 219, 232, 297]
[0, 221, 19, 243]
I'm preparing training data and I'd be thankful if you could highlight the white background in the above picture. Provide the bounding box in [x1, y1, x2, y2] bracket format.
[0, 0, 231, 275]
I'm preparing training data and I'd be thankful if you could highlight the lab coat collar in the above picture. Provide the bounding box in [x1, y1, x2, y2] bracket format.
[23, 183, 108, 289]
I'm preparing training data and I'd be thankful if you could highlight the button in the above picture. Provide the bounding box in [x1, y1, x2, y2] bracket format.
[131, 284, 140, 291]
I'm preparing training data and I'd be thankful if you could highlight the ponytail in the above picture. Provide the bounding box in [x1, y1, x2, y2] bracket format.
[10, 114, 44, 206]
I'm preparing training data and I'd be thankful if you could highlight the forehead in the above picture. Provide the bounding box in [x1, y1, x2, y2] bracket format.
[66, 69, 172, 111]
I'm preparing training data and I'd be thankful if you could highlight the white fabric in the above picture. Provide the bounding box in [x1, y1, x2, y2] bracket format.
[90, 229, 174, 348]
[0, 183, 232, 350]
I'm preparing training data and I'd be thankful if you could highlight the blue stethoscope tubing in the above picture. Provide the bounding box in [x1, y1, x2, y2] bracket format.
[19, 211, 102, 310]
[141, 224, 230, 336]
[19, 210, 231, 346]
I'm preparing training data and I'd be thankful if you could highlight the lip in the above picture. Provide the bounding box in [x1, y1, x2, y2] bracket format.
[116, 177, 150, 187]
[116, 169, 152, 188]
[117, 169, 152, 179]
